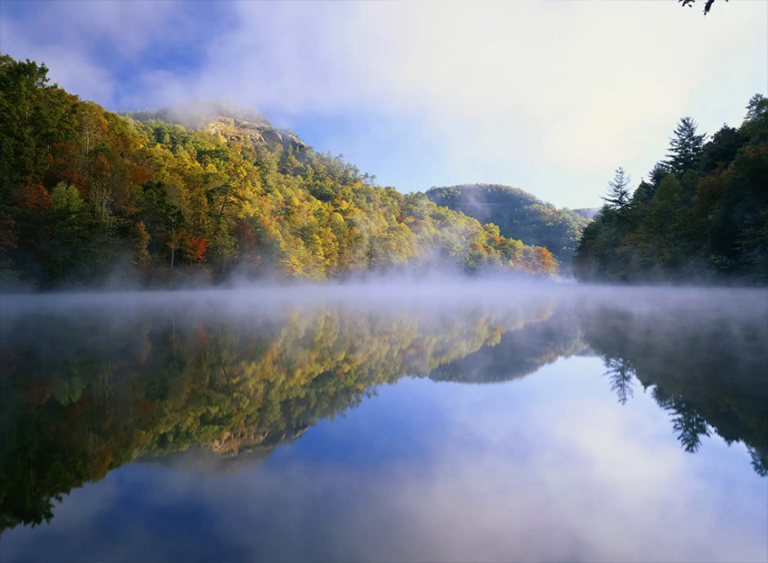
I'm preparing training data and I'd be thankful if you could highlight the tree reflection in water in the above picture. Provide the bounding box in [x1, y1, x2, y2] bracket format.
[1, 288, 766, 532]
[581, 295, 768, 477]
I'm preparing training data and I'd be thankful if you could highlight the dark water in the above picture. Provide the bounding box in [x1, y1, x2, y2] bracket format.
[1, 283, 767, 562]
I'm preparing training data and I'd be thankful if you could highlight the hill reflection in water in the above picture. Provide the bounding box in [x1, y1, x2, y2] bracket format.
[1, 284, 766, 556]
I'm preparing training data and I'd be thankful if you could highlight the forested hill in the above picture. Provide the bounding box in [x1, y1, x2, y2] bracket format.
[572, 208, 599, 220]
[0, 55, 557, 289]
[574, 94, 768, 285]
[426, 184, 591, 265]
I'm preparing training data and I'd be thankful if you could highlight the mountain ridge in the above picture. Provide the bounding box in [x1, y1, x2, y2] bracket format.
[426, 184, 591, 266]
[123, 101, 307, 150]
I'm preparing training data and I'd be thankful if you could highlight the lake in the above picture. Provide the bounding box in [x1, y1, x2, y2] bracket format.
[1, 282, 766, 562]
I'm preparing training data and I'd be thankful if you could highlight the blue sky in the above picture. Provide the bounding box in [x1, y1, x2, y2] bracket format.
[1, 1, 766, 208]
[5, 361, 767, 561]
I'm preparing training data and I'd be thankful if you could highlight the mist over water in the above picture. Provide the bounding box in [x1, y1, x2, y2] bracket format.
[1, 281, 766, 562]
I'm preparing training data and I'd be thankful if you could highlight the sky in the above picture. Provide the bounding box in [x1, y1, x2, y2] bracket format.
[1, 1, 766, 209]
[4, 359, 767, 561]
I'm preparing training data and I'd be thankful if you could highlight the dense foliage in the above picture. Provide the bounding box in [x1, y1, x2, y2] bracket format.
[0, 55, 556, 289]
[574, 95, 768, 284]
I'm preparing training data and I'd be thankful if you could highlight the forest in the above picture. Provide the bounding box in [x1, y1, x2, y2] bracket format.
[0, 55, 558, 289]
[574, 95, 768, 284]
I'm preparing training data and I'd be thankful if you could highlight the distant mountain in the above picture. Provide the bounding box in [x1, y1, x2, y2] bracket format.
[426, 184, 590, 266]
[429, 309, 587, 384]
[572, 207, 599, 220]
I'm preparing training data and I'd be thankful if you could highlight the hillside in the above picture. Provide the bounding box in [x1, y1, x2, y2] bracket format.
[426, 184, 590, 265]
[0, 55, 558, 289]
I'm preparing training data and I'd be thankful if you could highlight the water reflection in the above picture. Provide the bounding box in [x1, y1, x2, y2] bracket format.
[1, 286, 766, 543]
[580, 297, 768, 475]
[0, 292, 552, 530]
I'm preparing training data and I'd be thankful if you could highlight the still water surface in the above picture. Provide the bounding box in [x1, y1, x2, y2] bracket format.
[1, 283, 766, 562]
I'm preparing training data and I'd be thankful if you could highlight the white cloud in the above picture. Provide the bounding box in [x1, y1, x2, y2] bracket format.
[0, 15, 116, 103]
[146, 1, 765, 203]
[0, 1, 203, 104]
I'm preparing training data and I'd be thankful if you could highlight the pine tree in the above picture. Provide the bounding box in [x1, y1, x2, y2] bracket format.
[603, 167, 631, 210]
[666, 117, 706, 176]
[649, 162, 670, 187]
[744, 94, 767, 123]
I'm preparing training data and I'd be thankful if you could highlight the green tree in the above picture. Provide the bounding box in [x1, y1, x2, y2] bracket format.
[666, 117, 706, 176]
[603, 168, 632, 210]
[575, 95, 767, 284]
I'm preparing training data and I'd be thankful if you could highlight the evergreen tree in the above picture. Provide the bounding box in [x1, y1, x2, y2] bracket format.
[742, 94, 768, 143]
[744, 93, 767, 123]
[648, 162, 670, 187]
[603, 167, 631, 210]
[666, 117, 706, 176]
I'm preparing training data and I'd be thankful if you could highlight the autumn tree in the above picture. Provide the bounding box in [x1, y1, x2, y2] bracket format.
[0, 54, 560, 286]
